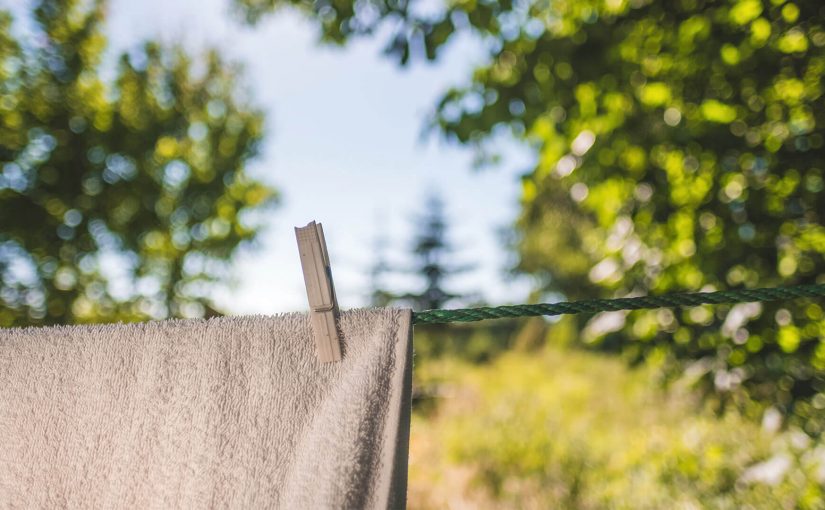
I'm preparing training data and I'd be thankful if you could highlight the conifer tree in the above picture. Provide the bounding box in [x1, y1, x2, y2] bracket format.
[402, 192, 467, 311]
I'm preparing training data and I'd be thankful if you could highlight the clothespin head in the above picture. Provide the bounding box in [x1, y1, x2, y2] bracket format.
[295, 221, 342, 363]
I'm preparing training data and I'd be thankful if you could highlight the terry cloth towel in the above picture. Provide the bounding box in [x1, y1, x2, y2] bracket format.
[0, 308, 413, 509]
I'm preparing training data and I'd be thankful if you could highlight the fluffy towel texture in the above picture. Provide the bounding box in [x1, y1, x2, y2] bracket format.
[0, 308, 413, 509]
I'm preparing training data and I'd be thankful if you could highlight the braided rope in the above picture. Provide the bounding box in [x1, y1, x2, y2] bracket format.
[411, 283, 825, 325]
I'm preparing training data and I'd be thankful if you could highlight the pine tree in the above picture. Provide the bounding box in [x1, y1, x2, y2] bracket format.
[402, 192, 468, 311]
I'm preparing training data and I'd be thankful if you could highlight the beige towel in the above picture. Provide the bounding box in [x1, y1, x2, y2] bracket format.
[0, 308, 412, 509]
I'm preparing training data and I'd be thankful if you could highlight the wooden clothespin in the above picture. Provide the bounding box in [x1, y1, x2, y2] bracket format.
[295, 221, 342, 363]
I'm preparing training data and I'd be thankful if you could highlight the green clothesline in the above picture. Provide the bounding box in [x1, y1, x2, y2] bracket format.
[411, 283, 825, 325]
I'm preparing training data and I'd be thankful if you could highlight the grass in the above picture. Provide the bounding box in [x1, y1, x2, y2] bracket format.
[407, 346, 825, 509]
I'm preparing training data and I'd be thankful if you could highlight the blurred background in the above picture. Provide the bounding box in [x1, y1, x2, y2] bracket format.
[2, 0, 825, 507]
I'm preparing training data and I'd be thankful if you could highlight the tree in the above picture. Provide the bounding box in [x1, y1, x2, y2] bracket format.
[365, 191, 469, 311]
[235, 0, 825, 431]
[0, 0, 276, 327]
[402, 192, 467, 311]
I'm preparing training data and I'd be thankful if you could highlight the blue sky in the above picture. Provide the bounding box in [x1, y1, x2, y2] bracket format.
[17, 0, 537, 314]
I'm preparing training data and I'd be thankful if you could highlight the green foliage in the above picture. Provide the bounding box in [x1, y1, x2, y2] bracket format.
[235, 0, 825, 429]
[413, 319, 527, 363]
[232, 0, 457, 64]
[0, 0, 276, 326]
[409, 348, 825, 509]
[481, 0, 825, 431]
